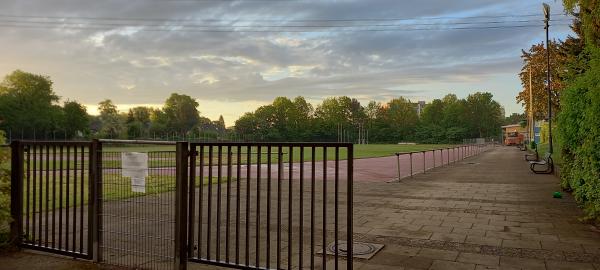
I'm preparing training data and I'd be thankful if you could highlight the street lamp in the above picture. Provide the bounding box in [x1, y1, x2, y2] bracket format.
[543, 3, 553, 154]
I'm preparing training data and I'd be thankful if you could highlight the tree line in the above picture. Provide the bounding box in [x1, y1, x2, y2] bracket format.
[517, 0, 600, 223]
[0, 69, 505, 143]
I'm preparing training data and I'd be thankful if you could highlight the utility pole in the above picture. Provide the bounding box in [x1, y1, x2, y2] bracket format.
[529, 66, 533, 143]
[543, 3, 553, 154]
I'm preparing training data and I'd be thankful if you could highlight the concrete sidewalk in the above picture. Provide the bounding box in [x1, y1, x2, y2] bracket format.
[353, 146, 600, 270]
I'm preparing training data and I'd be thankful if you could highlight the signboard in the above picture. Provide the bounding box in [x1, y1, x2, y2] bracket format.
[121, 152, 148, 193]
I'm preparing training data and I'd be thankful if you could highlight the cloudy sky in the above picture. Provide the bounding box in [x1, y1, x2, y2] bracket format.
[0, 0, 574, 125]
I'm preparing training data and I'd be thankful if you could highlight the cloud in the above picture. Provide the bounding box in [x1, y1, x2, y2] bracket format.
[0, 0, 573, 121]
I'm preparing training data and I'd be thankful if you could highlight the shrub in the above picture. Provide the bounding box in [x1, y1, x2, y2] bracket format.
[0, 131, 10, 246]
[557, 47, 600, 223]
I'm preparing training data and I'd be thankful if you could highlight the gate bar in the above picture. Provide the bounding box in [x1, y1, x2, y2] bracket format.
[175, 141, 189, 270]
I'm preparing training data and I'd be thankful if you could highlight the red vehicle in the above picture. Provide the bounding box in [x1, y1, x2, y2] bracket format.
[504, 131, 524, 146]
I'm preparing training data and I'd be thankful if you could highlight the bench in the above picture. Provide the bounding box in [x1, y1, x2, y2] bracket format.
[525, 148, 538, 161]
[518, 143, 527, 151]
[529, 152, 553, 174]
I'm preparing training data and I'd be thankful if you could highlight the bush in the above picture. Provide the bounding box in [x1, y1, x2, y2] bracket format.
[0, 131, 10, 246]
[530, 141, 537, 150]
[557, 46, 600, 223]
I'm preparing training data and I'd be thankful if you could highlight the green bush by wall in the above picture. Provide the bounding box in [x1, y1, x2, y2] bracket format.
[558, 47, 600, 224]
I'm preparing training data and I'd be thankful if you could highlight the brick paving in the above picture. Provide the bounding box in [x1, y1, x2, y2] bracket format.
[352, 146, 600, 270]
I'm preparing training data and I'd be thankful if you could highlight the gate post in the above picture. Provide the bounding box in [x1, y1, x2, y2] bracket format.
[10, 140, 24, 246]
[175, 141, 189, 270]
[91, 139, 102, 262]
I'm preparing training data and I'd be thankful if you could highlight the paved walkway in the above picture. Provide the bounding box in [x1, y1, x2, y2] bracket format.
[353, 146, 600, 270]
[2, 146, 599, 270]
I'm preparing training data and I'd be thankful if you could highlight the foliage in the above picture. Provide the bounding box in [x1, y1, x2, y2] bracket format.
[98, 99, 124, 139]
[557, 46, 600, 223]
[530, 140, 537, 150]
[0, 131, 10, 245]
[163, 93, 200, 134]
[516, 42, 567, 119]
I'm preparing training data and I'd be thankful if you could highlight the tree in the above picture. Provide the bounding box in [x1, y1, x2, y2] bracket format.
[163, 93, 200, 134]
[564, 0, 600, 46]
[62, 101, 89, 138]
[516, 42, 567, 120]
[126, 106, 152, 138]
[98, 99, 123, 138]
[504, 113, 526, 125]
[371, 97, 419, 142]
[465, 92, 503, 138]
[0, 70, 61, 139]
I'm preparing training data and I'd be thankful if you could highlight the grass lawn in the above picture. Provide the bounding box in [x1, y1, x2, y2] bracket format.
[23, 174, 231, 213]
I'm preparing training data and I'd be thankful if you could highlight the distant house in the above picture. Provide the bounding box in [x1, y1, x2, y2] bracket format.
[416, 101, 426, 117]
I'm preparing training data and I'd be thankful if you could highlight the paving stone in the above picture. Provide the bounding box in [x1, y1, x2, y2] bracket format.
[421, 225, 453, 233]
[545, 260, 595, 270]
[430, 260, 476, 270]
[521, 223, 555, 229]
[502, 239, 541, 249]
[485, 231, 521, 240]
[417, 248, 459, 260]
[540, 240, 583, 252]
[453, 228, 487, 237]
[521, 233, 559, 242]
[505, 226, 539, 234]
[457, 252, 499, 266]
[442, 221, 474, 229]
[465, 236, 502, 247]
[430, 232, 467, 243]
[499, 256, 546, 270]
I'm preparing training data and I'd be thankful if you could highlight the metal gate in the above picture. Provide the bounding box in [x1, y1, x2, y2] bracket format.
[10, 140, 97, 259]
[10, 140, 354, 270]
[185, 142, 353, 270]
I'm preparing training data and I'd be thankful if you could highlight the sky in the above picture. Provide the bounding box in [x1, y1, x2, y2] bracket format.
[0, 0, 575, 126]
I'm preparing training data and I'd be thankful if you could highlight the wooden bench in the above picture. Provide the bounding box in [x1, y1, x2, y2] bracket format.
[525, 148, 538, 161]
[529, 152, 554, 174]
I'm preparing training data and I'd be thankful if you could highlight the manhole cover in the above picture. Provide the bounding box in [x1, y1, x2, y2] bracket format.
[317, 241, 384, 259]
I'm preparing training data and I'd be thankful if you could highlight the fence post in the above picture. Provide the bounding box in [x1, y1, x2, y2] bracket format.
[91, 139, 101, 262]
[174, 141, 189, 270]
[395, 153, 401, 181]
[10, 140, 24, 246]
[346, 143, 353, 270]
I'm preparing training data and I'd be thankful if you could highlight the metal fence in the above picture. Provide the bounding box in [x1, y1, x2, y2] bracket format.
[9, 140, 354, 270]
[10, 141, 96, 259]
[186, 142, 353, 270]
[394, 143, 492, 180]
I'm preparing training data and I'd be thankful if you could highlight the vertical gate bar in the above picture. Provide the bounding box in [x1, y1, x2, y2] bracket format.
[347, 144, 354, 270]
[217, 145, 222, 261]
[174, 141, 189, 270]
[310, 146, 315, 270]
[235, 145, 241, 264]
[207, 145, 213, 260]
[26, 144, 31, 245]
[92, 140, 102, 262]
[45, 144, 49, 246]
[32, 145, 37, 245]
[334, 147, 339, 270]
[52, 145, 56, 248]
[188, 146, 196, 258]
[65, 146, 69, 250]
[266, 146, 272, 269]
[409, 153, 413, 177]
[277, 146, 282, 270]
[226, 146, 232, 262]
[10, 140, 24, 246]
[79, 145, 84, 254]
[58, 145, 63, 249]
[245, 146, 251, 266]
[322, 146, 327, 270]
[423, 151, 426, 174]
[288, 146, 293, 270]
[198, 145, 205, 259]
[299, 146, 304, 270]
[256, 145, 261, 267]
[433, 150, 435, 168]
[72, 146, 77, 250]
[38, 145, 43, 246]
[447, 148, 450, 166]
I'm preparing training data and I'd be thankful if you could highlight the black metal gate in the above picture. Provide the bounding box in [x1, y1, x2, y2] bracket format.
[10, 140, 97, 259]
[10, 140, 354, 270]
[184, 142, 353, 270]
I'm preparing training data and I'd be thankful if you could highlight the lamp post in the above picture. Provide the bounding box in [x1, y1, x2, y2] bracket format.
[543, 3, 553, 154]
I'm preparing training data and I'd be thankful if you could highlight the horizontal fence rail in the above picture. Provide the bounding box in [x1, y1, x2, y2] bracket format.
[11, 140, 95, 259]
[187, 142, 354, 270]
[394, 143, 492, 180]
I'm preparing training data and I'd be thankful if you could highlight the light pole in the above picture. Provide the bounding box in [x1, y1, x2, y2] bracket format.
[543, 3, 553, 154]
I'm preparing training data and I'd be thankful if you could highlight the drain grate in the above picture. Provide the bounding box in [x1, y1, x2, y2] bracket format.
[317, 241, 384, 260]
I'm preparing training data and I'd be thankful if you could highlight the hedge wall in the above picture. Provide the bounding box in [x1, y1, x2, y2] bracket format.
[558, 47, 600, 223]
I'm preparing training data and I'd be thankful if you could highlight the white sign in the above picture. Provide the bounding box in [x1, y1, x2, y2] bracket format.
[122, 152, 148, 193]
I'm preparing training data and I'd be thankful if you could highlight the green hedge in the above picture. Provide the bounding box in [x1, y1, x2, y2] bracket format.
[557, 47, 600, 223]
[0, 131, 10, 245]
